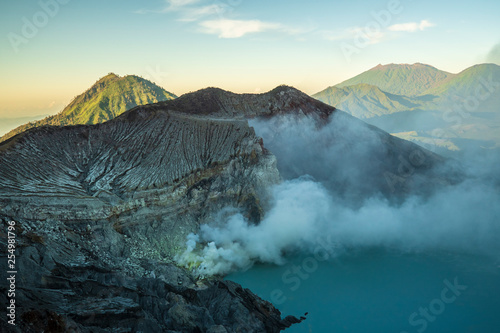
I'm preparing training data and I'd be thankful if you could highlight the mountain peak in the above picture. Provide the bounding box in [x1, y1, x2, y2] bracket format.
[0, 73, 177, 143]
[105, 72, 119, 77]
[96, 72, 120, 84]
[457, 62, 500, 74]
[337, 63, 453, 96]
[371, 63, 439, 71]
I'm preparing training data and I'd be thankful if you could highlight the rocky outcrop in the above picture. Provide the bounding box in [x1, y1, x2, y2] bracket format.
[0, 217, 301, 332]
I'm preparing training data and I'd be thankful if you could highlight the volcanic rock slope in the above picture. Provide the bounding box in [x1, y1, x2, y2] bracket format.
[0, 86, 451, 332]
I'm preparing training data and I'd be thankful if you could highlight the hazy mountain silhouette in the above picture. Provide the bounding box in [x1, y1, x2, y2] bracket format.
[313, 63, 500, 154]
[334, 63, 453, 96]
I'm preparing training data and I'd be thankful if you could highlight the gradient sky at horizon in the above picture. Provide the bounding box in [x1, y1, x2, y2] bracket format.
[1, 0, 499, 118]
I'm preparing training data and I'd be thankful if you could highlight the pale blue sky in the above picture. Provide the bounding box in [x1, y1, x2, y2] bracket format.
[1, 0, 499, 117]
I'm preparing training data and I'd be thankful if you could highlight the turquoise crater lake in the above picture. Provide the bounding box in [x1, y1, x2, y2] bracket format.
[227, 249, 500, 333]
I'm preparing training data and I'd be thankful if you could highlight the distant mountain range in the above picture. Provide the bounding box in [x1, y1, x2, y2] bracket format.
[313, 63, 500, 155]
[312, 83, 429, 119]
[0, 73, 177, 142]
[4, 64, 499, 155]
[334, 63, 453, 96]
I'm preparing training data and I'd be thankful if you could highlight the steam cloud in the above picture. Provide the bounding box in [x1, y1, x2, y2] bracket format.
[176, 114, 500, 276]
[486, 42, 500, 64]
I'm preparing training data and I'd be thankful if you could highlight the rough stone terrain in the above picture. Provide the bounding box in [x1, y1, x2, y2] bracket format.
[0, 217, 301, 332]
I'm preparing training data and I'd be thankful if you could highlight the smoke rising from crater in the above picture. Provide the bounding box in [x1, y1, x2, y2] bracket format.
[486, 42, 500, 64]
[176, 115, 500, 276]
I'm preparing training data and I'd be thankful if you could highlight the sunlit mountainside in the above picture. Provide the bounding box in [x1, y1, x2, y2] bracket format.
[1, 73, 177, 142]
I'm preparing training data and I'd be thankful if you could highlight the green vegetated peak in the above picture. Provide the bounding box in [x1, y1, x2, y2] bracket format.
[423, 63, 500, 96]
[335, 63, 454, 96]
[312, 62, 500, 154]
[313, 63, 500, 119]
[1, 73, 177, 143]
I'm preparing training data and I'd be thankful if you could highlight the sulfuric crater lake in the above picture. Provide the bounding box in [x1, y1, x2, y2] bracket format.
[227, 249, 500, 333]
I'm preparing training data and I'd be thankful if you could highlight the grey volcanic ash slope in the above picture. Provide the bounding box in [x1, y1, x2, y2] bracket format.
[0, 86, 454, 332]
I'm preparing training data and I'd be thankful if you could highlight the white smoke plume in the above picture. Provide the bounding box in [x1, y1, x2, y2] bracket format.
[176, 115, 500, 277]
[486, 42, 500, 64]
